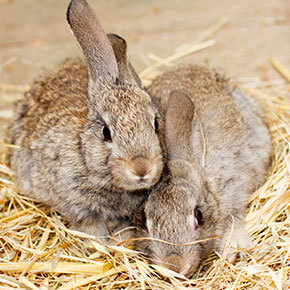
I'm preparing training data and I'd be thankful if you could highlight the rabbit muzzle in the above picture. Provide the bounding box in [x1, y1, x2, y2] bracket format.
[113, 154, 163, 191]
[159, 252, 200, 278]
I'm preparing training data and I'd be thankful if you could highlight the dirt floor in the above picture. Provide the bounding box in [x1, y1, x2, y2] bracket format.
[0, 0, 289, 137]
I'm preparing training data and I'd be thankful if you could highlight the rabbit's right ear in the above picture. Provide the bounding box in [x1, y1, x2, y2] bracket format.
[165, 91, 206, 166]
[165, 91, 195, 161]
[107, 34, 142, 87]
[67, 0, 119, 83]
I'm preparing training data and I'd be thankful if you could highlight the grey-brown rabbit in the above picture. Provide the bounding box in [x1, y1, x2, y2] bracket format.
[9, 0, 163, 238]
[135, 66, 271, 277]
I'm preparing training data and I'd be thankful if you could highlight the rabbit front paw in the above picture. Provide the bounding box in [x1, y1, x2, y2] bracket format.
[226, 220, 253, 263]
[219, 217, 253, 263]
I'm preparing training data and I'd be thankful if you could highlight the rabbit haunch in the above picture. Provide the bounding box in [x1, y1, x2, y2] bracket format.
[135, 65, 272, 277]
[9, 0, 163, 237]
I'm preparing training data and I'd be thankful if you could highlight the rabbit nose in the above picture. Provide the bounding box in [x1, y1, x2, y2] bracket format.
[162, 254, 183, 274]
[131, 157, 151, 177]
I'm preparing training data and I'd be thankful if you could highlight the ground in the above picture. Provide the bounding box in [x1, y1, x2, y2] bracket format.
[0, 0, 289, 133]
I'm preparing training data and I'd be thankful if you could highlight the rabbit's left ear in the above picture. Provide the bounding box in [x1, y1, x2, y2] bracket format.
[107, 34, 142, 87]
[67, 0, 119, 83]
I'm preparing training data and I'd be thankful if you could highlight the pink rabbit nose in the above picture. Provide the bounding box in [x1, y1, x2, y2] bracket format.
[131, 157, 151, 178]
[162, 254, 183, 274]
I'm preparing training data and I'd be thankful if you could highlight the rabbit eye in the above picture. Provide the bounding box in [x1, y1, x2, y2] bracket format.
[194, 208, 203, 227]
[154, 118, 159, 131]
[102, 126, 112, 142]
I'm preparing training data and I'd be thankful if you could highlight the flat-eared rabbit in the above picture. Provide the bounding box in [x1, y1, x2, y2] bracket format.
[135, 66, 271, 277]
[9, 0, 163, 238]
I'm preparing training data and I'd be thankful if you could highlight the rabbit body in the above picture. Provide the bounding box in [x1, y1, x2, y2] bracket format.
[9, 0, 163, 238]
[149, 66, 270, 216]
[137, 65, 271, 276]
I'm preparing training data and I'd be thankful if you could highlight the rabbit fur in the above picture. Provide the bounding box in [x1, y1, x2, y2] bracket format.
[9, 0, 163, 238]
[135, 65, 272, 277]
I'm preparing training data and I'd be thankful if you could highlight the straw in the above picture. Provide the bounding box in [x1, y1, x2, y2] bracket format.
[0, 23, 289, 289]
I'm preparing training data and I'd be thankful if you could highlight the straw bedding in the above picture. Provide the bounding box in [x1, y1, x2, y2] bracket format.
[0, 33, 289, 289]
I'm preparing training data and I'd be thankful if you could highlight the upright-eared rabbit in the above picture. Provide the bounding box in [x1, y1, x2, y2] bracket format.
[9, 0, 163, 237]
[135, 66, 271, 277]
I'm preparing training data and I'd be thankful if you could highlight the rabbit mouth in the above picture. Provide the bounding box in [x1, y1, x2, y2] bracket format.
[120, 166, 160, 190]
[131, 174, 154, 188]
[113, 155, 163, 191]
[156, 252, 200, 278]
[180, 262, 199, 278]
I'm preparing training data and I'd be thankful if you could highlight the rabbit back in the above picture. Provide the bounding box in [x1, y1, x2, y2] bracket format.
[10, 59, 88, 146]
[147, 65, 271, 215]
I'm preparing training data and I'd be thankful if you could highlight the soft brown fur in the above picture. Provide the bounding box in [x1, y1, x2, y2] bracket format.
[135, 65, 272, 277]
[9, 0, 163, 238]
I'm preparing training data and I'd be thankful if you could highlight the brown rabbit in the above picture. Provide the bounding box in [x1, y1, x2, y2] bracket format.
[135, 66, 272, 277]
[9, 0, 163, 238]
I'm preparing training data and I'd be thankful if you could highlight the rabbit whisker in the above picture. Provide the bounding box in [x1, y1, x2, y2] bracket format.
[116, 235, 221, 247]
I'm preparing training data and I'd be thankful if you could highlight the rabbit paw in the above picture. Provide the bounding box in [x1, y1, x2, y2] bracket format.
[106, 218, 137, 243]
[70, 217, 111, 239]
[226, 221, 253, 263]
[218, 218, 253, 263]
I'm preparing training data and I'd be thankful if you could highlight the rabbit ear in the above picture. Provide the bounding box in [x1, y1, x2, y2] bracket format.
[165, 91, 195, 161]
[67, 0, 119, 83]
[107, 34, 142, 87]
[166, 91, 206, 166]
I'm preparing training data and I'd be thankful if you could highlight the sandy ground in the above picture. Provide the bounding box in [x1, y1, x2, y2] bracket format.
[0, 0, 289, 137]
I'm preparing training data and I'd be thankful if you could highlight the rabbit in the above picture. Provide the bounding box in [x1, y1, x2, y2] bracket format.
[134, 65, 272, 277]
[8, 0, 164, 238]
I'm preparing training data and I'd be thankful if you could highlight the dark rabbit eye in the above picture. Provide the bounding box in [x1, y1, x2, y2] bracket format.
[102, 126, 112, 142]
[154, 118, 159, 131]
[194, 208, 203, 227]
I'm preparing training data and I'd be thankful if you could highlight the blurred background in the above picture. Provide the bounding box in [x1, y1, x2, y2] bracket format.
[0, 0, 289, 133]
[1, 0, 289, 80]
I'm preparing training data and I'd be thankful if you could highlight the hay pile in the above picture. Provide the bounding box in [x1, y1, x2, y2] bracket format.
[0, 23, 289, 289]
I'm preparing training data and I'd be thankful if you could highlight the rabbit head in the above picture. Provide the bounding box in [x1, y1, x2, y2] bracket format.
[67, 0, 163, 191]
[136, 91, 223, 277]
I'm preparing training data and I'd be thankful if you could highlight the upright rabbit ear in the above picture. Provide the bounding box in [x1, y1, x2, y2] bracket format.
[107, 34, 142, 87]
[165, 91, 195, 161]
[67, 0, 119, 83]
